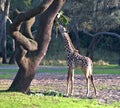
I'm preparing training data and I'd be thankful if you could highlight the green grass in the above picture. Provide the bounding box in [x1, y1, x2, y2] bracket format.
[0, 64, 119, 75]
[0, 73, 13, 79]
[0, 65, 120, 78]
[93, 65, 120, 74]
[0, 92, 119, 108]
[0, 69, 17, 73]
[36, 65, 120, 74]
[94, 64, 120, 69]
[0, 69, 17, 79]
[93, 69, 120, 74]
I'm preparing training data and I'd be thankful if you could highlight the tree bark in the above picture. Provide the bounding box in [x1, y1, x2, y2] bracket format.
[8, 0, 66, 93]
[9, 11, 35, 64]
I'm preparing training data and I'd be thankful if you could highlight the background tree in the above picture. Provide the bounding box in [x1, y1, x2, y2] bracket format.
[0, 0, 10, 63]
[10, 0, 31, 11]
[63, 0, 120, 62]
[8, 0, 66, 94]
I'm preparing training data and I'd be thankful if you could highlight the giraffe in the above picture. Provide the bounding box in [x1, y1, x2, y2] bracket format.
[58, 25, 96, 97]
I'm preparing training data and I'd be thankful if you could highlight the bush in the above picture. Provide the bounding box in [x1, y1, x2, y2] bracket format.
[93, 60, 109, 66]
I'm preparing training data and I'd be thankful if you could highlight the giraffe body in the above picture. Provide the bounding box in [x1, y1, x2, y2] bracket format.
[59, 25, 96, 97]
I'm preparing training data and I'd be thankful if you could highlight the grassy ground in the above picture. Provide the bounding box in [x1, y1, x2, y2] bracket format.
[0, 92, 119, 108]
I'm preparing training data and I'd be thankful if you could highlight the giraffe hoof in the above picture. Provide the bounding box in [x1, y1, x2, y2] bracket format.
[66, 93, 69, 97]
[63, 95, 69, 97]
[70, 93, 74, 96]
[87, 94, 89, 97]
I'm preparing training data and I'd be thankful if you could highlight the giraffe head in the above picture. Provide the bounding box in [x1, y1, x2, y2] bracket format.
[58, 25, 67, 33]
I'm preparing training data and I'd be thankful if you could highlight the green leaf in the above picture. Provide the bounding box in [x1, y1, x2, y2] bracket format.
[54, 11, 70, 37]
[56, 11, 70, 25]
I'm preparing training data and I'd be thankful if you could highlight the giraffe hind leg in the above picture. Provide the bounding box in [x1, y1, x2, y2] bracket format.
[90, 75, 97, 96]
[87, 75, 97, 97]
[81, 67, 90, 97]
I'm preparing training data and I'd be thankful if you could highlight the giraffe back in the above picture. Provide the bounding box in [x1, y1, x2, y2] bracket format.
[67, 51, 92, 69]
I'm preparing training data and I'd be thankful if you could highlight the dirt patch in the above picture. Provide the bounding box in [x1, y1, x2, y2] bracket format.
[32, 73, 120, 104]
[0, 73, 120, 104]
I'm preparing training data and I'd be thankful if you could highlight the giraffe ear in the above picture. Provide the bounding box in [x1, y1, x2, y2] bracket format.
[63, 27, 66, 31]
[58, 25, 62, 31]
[58, 24, 68, 33]
[74, 49, 79, 53]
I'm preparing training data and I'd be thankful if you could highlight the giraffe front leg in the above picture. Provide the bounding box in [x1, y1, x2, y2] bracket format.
[66, 76, 70, 96]
[66, 68, 71, 96]
[70, 68, 74, 96]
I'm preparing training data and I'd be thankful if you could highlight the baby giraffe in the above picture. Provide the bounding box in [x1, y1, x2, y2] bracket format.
[58, 25, 96, 97]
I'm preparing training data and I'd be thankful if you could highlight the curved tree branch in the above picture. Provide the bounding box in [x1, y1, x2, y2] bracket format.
[11, 31, 38, 51]
[84, 30, 120, 60]
[24, 17, 35, 39]
[83, 30, 120, 39]
[10, 0, 54, 28]
[9, 0, 54, 52]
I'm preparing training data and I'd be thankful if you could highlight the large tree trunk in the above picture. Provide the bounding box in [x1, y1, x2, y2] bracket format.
[8, 0, 66, 93]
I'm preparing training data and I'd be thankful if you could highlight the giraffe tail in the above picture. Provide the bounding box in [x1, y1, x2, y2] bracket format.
[90, 75, 93, 81]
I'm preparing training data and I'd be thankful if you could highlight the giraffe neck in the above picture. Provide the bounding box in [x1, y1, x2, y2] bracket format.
[58, 25, 77, 55]
[62, 32, 75, 54]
